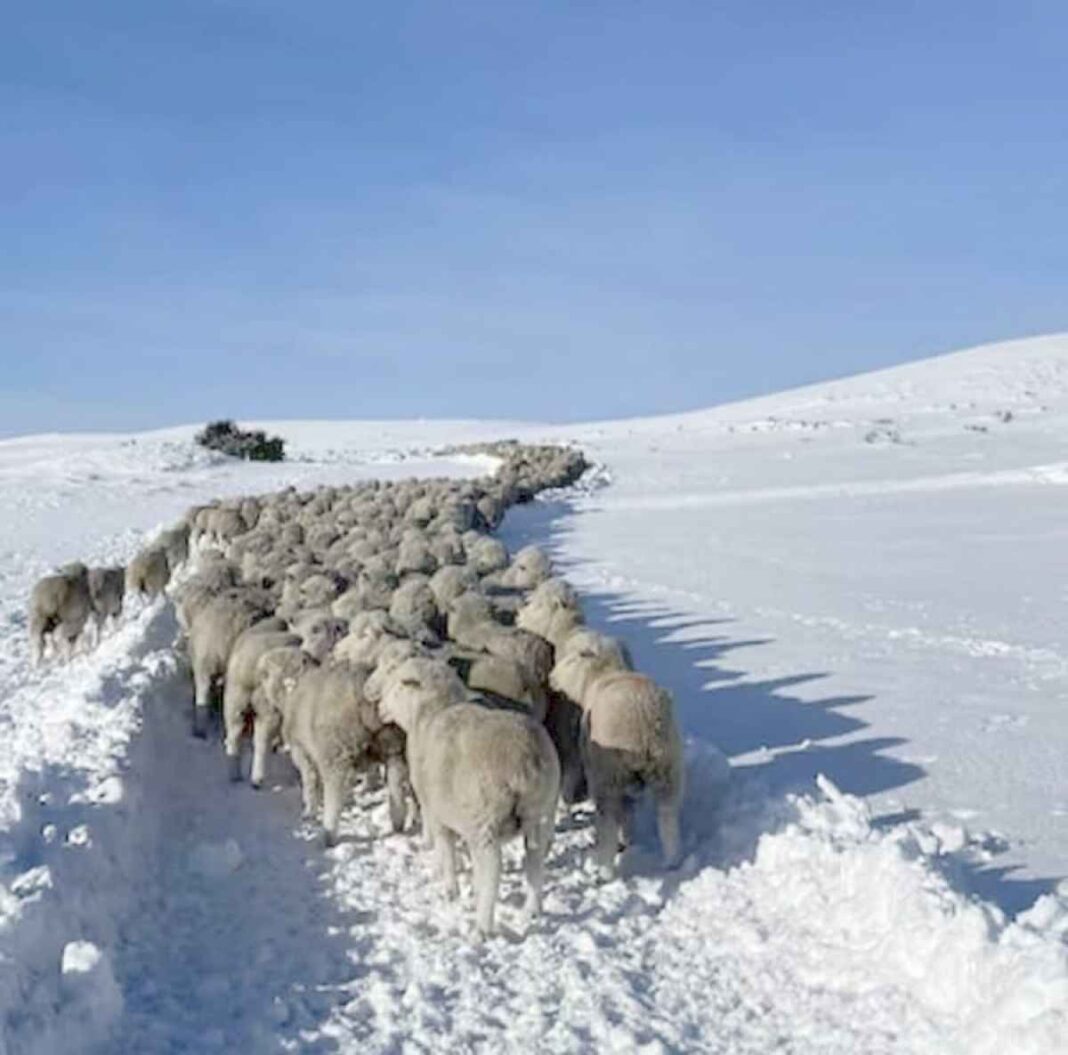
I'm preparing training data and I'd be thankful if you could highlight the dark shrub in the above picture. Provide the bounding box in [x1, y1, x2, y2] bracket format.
[195, 420, 286, 462]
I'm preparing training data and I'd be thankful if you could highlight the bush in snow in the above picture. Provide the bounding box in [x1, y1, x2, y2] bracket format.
[195, 420, 286, 462]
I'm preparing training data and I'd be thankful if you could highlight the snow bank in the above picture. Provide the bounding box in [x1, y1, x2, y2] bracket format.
[0, 604, 182, 1053]
[688, 776, 1068, 1054]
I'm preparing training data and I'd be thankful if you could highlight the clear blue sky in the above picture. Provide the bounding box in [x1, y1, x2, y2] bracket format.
[3, 2, 1066, 435]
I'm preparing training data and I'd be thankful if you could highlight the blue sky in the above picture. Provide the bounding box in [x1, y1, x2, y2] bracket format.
[2, 2, 1066, 434]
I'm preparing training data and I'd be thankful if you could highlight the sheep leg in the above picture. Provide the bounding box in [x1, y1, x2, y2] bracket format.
[290, 745, 321, 818]
[223, 710, 246, 783]
[385, 754, 408, 834]
[29, 618, 46, 667]
[521, 818, 553, 923]
[471, 840, 501, 937]
[250, 713, 279, 789]
[435, 825, 459, 900]
[620, 796, 637, 851]
[560, 755, 586, 806]
[321, 767, 352, 848]
[55, 627, 72, 662]
[592, 792, 623, 880]
[192, 665, 213, 739]
[656, 791, 682, 869]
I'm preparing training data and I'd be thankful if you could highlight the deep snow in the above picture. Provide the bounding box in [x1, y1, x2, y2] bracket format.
[1, 335, 1066, 1053]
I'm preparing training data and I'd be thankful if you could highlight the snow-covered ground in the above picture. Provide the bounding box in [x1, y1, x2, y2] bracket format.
[1, 335, 1067, 1052]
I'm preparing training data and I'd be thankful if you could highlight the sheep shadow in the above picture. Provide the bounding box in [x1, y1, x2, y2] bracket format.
[498, 495, 1059, 917]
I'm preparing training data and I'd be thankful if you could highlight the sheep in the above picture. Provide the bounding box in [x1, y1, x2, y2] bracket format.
[467, 536, 509, 576]
[388, 577, 441, 639]
[373, 654, 468, 713]
[156, 524, 191, 575]
[223, 624, 301, 782]
[526, 576, 580, 611]
[395, 535, 438, 577]
[547, 630, 634, 804]
[125, 546, 170, 600]
[188, 588, 276, 737]
[86, 566, 125, 642]
[516, 576, 584, 648]
[475, 493, 505, 531]
[445, 591, 498, 647]
[199, 506, 247, 550]
[172, 558, 240, 633]
[278, 660, 401, 845]
[239, 496, 262, 531]
[332, 614, 407, 669]
[428, 530, 465, 568]
[500, 545, 552, 591]
[428, 564, 478, 610]
[446, 591, 552, 685]
[255, 643, 316, 763]
[551, 643, 682, 876]
[382, 686, 560, 937]
[28, 562, 92, 663]
[347, 565, 398, 611]
[450, 651, 548, 721]
[288, 610, 348, 662]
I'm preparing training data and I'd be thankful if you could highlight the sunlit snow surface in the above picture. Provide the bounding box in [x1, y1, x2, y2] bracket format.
[1, 338, 1066, 1053]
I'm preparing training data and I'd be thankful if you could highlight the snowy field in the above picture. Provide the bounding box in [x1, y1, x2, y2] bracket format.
[1, 336, 1067, 1052]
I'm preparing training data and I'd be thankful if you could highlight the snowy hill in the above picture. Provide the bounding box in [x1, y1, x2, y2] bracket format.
[560, 333, 1068, 892]
[1, 335, 1067, 1052]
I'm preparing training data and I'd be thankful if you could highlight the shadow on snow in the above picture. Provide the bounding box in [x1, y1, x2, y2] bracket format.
[498, 494, 1060, 917]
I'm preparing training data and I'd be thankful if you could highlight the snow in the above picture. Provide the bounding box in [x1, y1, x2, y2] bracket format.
[0, 334, 1066, 1052]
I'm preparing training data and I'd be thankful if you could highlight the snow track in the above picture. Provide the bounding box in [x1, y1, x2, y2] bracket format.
[4, 590, 1066, 1054]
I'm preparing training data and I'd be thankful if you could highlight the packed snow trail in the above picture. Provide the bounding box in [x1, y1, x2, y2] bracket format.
[9, 579, 1067, 1054]
[107, 609, 359, 1054]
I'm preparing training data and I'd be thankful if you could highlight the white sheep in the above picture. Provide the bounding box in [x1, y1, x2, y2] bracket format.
[86, 566, 125, 643]
[551, 641, 683, 876]
[172, 558, 240, 633]
[287, 609, 348, 661]
[279, 660, 405, 844]
[125, 546, 171, 600]
[500, 545, 553, 590]
[428, 564, 478, 611]
[467, 536, 509, 576]
[332, 614, 407, 669]
[547, 629, 634, 805]
[451, 651, 549, 722]
[223, 624, 301, 782]
[156, 524, 191, 576]
[28, 562, 92, 663]
[446, 592, 553, 687]
[187, 588, 275, 737]
[515, 576, 584, 648]
[388, 577, 441, 639]
[382, 682, 560, 937]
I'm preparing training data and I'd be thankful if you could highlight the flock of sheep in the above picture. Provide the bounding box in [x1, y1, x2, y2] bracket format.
[28, 443, 686, 937]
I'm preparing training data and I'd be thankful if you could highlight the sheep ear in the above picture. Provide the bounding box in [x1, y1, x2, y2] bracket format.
[447, 655, 472, 680]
